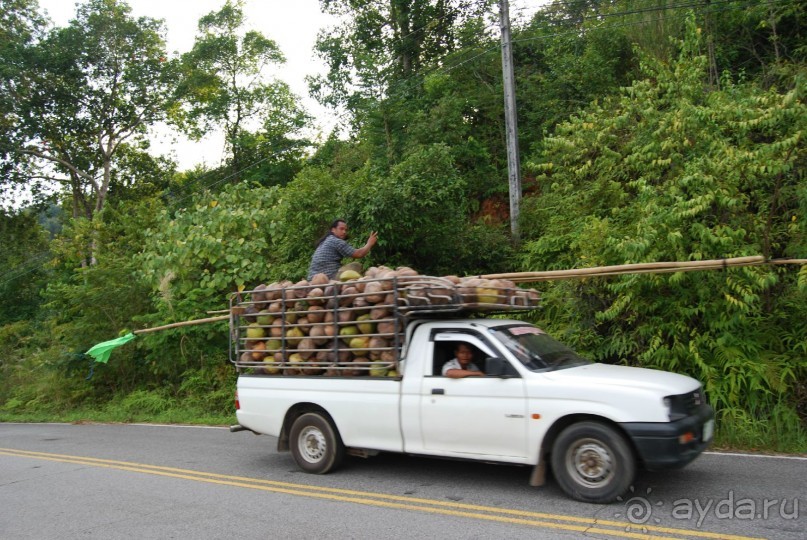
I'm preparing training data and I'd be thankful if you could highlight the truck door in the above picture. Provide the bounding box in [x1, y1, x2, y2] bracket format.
[419, 332, 529, 458]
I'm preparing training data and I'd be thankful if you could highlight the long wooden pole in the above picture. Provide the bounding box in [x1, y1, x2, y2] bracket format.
[481, 256, 806, 283]
[132, 315, 230, 335]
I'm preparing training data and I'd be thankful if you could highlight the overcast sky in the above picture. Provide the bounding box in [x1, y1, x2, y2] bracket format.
[35, 0, 547, 170]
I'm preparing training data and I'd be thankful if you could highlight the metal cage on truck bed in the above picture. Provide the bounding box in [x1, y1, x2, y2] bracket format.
[229, 274, 540, 377]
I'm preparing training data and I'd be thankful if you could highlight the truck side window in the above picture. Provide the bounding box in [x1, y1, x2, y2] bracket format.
[436, 341, 485, 377]
[432, 332, 495, 376]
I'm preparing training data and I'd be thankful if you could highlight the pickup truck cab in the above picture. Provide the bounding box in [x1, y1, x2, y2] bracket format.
[234, 310, 714, 503]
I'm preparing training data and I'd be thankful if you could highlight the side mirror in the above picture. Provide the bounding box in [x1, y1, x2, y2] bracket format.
[485, 357, 519, 378]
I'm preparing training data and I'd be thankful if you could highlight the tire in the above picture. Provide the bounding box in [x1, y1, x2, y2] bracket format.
[289, 412, 345, 474]
[550, 421, 635, 503]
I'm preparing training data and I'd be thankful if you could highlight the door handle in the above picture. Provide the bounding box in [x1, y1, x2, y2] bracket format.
[431, 388, 445, 395]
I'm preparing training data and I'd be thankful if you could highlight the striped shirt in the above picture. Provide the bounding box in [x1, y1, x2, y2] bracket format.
[307, 235, 356, 280]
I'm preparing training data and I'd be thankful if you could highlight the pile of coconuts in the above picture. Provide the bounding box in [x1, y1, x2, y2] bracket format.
[235, 263, 539, 377]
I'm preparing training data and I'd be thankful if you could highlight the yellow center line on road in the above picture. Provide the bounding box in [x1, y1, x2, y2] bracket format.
[0, 447, 764, 540]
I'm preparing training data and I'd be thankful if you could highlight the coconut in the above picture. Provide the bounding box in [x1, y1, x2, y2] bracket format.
[339, 285, 358, 306]
[242, 305, 259, 320]
[281, 286, 298, 308]
[306, 287, 325, 305]
[309, 324, 329, 345]
[262, 354, 281, 375]
[369, 362, 389, 377]
[285, 353, 303, 376]
[250, 340, 267, 360]
[337, 309, 356, 323]
[370, 306, 390, 320]
[377, 320, 397, 335]
[285, 326, 305, 346]
[309, 273, 330, 286]
[245, 323, 265, 339]
[349, 336, 369, 356]
[378, 270, 396, 291]
[339, 325, 359, 338]
[363, 281, 384, 303]
[339, 261, 363, 274]
[356, 314, 376, 335]
[270, 319, 284, 338]
[251, 283, 267, 300]
[264, 282, 282, 301]
[295, 315, 311, 335]
[339, 269, 362, 282]
[296, 337, 316, 360]
[307, 305, 325, 324]
[316, 350, 334, 363]
[395, 267, 419, 284]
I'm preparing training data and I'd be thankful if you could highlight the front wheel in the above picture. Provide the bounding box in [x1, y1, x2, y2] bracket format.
[289, 412, 345, 474]
[550, 421, 635, 503]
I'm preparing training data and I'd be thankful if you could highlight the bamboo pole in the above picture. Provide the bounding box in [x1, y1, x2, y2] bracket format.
[481, 256, 806, 283]
[132, 314, 230, 335]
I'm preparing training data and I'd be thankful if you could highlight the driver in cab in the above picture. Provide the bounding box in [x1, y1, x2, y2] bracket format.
[442, 343, 484, 378]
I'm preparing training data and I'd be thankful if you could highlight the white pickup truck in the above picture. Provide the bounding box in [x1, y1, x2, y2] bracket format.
[230, 274, 714, 503]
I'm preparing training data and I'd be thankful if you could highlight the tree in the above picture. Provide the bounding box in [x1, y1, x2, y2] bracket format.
[520, 19, 806, 442]
[0, 0, 178, 264]
[0, 0, 45, 207]
[310, 0, 489, 156]
[180, 0, 307, 182]
[0, 208, 49, 323]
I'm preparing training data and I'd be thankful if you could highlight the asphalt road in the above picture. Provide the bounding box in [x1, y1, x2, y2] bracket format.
[0, 423, 804, 539]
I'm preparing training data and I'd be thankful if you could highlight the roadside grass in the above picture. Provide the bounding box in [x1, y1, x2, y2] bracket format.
[0, 396, 235, 426]
[2, 390, 805, 455]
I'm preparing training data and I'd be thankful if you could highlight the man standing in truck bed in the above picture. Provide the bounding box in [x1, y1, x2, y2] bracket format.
[307, 219, 378, 280]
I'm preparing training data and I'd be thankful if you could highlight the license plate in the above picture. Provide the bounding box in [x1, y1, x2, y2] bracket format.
[702, 419, 714, 442]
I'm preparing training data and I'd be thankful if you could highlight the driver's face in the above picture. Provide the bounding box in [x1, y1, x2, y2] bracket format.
[455, 345, 474, 367]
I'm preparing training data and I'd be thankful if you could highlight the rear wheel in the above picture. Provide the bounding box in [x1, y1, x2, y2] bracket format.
[550, 421, 635, 503]
[289, 412, 345, 474]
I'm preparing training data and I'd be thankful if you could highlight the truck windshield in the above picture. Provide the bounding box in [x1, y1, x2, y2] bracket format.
[490, 325, 591, 371]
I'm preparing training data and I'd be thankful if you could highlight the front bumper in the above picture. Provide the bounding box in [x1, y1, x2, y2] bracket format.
[621, 404, 715, 471]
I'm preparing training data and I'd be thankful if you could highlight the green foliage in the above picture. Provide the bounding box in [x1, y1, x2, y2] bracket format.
[1, 0, 179, 225]
[351, 144, 469, 272]
[271, 166, 359, 280]
[522, 18, 807, 437]
[2, 1, 806, 450]
[137, 182, 280, 375]
[0, 209, 50, 323]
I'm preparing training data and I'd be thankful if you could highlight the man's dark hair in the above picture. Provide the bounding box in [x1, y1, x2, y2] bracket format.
[315, 219, 346, 247]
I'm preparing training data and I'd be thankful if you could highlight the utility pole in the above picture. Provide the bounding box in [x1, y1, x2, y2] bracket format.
[499, 0, 521, 244]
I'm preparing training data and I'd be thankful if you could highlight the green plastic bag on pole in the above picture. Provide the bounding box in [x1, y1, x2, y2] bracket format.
[86, 332, 136, 363]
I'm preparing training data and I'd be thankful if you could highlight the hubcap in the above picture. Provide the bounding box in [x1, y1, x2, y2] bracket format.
[299, 426, 326, 463]
[567, 439, 613, 487]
